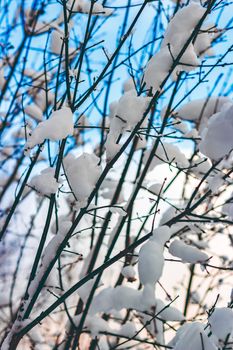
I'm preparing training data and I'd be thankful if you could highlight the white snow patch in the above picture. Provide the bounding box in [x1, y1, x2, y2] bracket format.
[169, 239, 209, 263]
[25, 107, 73, 151]
[30, 167, 59, 196]
[199, 103, 233, 161]
[63, 152, 101, 206]
[209, 307, 233, 341]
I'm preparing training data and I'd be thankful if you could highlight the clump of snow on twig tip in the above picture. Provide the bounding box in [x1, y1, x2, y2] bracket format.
[25, 107, 74, 153]
[199, 103, 233, 161]
[63, 152, 101, 207]
[169, 239, 209, 264]
[105, 90, 150, 161]
[138, 226, 171, 286]
[209, 307, 233, 341]
[29, 167, 59, 196]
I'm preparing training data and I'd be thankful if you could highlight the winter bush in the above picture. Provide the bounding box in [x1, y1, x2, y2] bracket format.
[0, 0, 233, 349]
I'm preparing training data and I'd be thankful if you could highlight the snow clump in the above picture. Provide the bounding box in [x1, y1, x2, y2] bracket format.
[144, 3, 206, 92]
[63, 152, 101, 207]
[199, 103, 233, 161]
[209, 307, 233, 342]
[105, 90, 150, 160]
[169, 239, 209, 263]
[25, 107, 73, 152]
[29, 167, 59, 196]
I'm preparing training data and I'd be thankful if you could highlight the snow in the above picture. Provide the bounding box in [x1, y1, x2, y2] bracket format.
[89, 284, 159, 315]
[77, 279, 99, 304]
[141, 284, 156, 310]
[105, 90, 149, 160]
[152, 225, 172, 245]
[173, 119, 189, 134]
[26, 220, 71, 299]
[24, 68, 51, 85]
[169, 239, 209, 263]
[190, 291, 201, 304]
[115, 91, 149, 129]
[50, 29, 75, 56]
[147, 183, 163, 195]
[33, 89, 54, 112]
[25, 107, 73, 151]
[109, 207, 127, 216]
[207, 172, 224, 193]
[0, 61, 6, 90]
[175, 96, 232, 130]
[222, 202, 233, 220]
[2, 1, 233, 349]
[192, 154, 212, 176]
[138, 238, 165, 286]
[119, 321, 137, 338]
[171, 322, 217, 350]
[123, 77, 135, 92]
[72, 315, 110, 338]
[156, 299, 185, 321]
[71, 316, 136, 340]
[41, 221, 72, 266]
[100, 178, 124, 202]
[209, 307, 233, 341]
[67, 0, 113, 16]
[112, 286, 142, 311]
[121, 265, 136, 280]
[89, 286, 141, 314]
[194, 24, 216, 57]
[184, 128, 199, 139]
[143, 46, 173, 92]
[138, 226, 171, 286]
[162, 3, 205, 70]
[144, 3, 207, 92]
[24, 8, 63, 35]
[63, 152, 101, 206]
[29, 167, 59, 196]
[199, 103, 233, 161]
[144, 142, 189, 170]
[76, 114, 90, 128]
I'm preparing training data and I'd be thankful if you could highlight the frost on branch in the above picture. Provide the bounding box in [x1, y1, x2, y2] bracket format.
[63, 152, 101, 207]
[25, 107, 74, 152]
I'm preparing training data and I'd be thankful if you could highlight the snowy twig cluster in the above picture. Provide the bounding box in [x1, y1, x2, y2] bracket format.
[0, 1, 233, 350]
